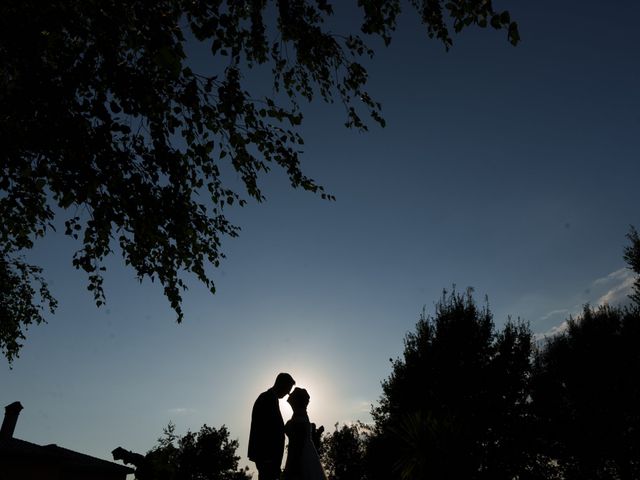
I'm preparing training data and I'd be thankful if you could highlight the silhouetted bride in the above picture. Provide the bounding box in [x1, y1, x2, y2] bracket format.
[283, 388, 327, 480]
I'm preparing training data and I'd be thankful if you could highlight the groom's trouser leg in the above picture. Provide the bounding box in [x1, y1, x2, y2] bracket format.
[256, 461, 280, 480]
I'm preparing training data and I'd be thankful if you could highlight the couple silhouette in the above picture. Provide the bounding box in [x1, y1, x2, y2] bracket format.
[248, 373, 326, 480]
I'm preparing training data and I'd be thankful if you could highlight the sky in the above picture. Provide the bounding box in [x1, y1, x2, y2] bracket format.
[2, 0, 639, 477]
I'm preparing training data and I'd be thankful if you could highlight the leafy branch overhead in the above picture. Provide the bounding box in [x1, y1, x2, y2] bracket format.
[0, 0, 519, 361]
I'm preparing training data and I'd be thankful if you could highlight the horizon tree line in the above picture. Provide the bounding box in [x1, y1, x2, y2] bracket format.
[122, 227, 640, 480]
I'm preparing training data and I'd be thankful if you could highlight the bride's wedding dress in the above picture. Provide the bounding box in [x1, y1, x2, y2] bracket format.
[283, 412, 327, 480]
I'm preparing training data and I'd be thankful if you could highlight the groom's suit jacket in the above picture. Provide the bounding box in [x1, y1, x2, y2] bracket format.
[248, 388, 285, 464]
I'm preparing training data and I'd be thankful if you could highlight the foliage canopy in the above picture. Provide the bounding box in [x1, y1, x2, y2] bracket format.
[136, 422, 251, 480]
[369, 288, 536, 480]
[532, 304, 640, 480]
[0, 0, 519, 361]
[321, 422, 369, 480]
[624, 226, 640, 305]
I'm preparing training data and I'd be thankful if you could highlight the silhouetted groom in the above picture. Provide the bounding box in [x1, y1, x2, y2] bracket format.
[249, 373, 296, 480]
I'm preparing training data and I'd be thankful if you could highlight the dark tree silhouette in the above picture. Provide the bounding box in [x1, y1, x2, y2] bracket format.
[368, 288, 539, 480]
[117, 422, 251, 480]
[0, 257, 57, 364]
[624, 226, 640, 305]
[0, 0, 519, 362]
[321, 422, 369, 480]
[532, 304, 640, 480]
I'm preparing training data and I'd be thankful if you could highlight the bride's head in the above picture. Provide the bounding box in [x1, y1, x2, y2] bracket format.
[287, 387, 310, 412]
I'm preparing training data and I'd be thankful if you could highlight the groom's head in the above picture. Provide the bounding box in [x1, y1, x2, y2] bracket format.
[273, 372, 295, 398]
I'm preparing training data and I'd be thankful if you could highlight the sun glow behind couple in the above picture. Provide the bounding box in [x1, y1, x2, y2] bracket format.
[256, 366, 335, 423]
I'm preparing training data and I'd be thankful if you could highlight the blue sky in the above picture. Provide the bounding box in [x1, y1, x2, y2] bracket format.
[2, 1, 639, 476]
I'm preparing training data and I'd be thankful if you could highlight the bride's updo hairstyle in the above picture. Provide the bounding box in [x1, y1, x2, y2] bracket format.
[287, 387, 310, 411]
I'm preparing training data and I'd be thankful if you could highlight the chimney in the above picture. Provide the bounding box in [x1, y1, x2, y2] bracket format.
[1, 401, 23, 439]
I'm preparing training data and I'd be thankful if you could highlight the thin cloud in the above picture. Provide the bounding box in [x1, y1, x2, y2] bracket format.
[167, 407, 196, 415]
[536, 267, 636, 340]
[534, 321, 570, 341]
[539, 308, 570, 321]
[356, 400, 372, 413]
[536, 305, 580, 340]
[595, 269, 635, 307]
[592, 268, 630, 286]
